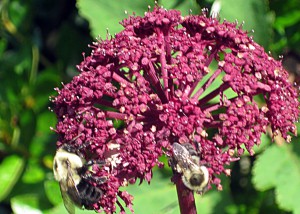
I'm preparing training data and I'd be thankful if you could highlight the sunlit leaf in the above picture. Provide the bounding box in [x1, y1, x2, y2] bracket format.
[36, 111, 56, 134]
[252, 144, 300, 213]
[76, 0, 154, 38]
[242, 132, 272, 156]
[22, 162, 45, 184]
[44, 180, 62, 206]
[44, 203, 96, 214]
[217, 0, 273, 48]
[0, 155, 24, 201]
[118, 168, 177, 213]
[160, 0, 201, 15]
[274, 10, 300, 29]
[116, 167, 233, 214]
[11, 194, 43, 214]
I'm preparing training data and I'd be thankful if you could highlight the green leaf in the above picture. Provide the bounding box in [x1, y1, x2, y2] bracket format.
[119, 168, 178, 213]
[252, 145, 287, 189]
[161, 0, 201, 15]
[76, 0, 154, 38]
[77, 0, 202, 39]
[241, 132, 271, 156]
[44, 203, 96, 214]
[217, 0, 273, 48]
[36, 111, 56, 134]
[11, 194, 43, 214]
[0, 38, 7, 55]
[117, 167, 233, 214]
[0, 155, 24, 201]
[29, 112, 56, 158]
[44, 180, 62, 206]
[45, 168, 234, 213]
[196, 191, 227, 214]
[7, 0, 28, 28]
[196, 69, 237, 103]
[252, 144, 300, 213]
[33, 68, 60, 112]
[19, 109, 36, 147]
[22, 162, 45, 184]
[274, 10, 300, 30]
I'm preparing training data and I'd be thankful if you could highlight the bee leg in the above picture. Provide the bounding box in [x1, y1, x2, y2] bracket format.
[93, 176, 107, 184]
[82, 173, 107, 184]
[196, 184, 208, 195]
[201, 162, 210, 167]
[168, 157, 177, 172]
[168, 157, 183, 174]
[85, 160, 106, 167]
[181, 143, 198, 156]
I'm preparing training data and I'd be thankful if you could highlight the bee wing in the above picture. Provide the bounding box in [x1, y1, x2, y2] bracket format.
[59, 182, 76, 214]
[172, 143, 199, 170]
[66, 164, 82, 206]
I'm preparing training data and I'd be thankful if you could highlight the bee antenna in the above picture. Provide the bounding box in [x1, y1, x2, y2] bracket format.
[192, 140, 201, 154]
[69, 133, 84, 143]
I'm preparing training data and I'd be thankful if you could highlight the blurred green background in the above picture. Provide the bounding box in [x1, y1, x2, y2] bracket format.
[1, 0, 300, 213]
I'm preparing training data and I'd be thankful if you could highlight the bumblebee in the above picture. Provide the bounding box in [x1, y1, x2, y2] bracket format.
[170, 142, 209, 193]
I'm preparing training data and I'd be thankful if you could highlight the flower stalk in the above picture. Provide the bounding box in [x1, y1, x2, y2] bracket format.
[176, 179, 197, 214]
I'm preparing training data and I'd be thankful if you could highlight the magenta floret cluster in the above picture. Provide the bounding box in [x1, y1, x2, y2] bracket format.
[51, 7, 299, 213]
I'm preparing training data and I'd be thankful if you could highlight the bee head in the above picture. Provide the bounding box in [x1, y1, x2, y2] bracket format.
[59, 140, 88, 160]
[60, 144, 77, 154]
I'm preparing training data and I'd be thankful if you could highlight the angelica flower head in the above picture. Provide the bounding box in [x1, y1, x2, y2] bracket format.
[51, 6, 299, 213]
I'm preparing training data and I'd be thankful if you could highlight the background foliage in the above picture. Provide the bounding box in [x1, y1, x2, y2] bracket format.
[0, 0, 300, 213]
